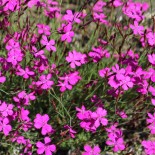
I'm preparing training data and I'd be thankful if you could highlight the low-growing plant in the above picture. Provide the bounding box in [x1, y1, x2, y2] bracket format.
[1, 0, 155, 154]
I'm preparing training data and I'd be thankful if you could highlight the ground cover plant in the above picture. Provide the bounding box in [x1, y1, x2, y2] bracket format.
[1, 0, 155, 154]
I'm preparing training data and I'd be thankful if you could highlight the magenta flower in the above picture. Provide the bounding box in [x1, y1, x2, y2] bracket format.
[16, 67, 35, 79]
[112, 0, 123, 7]
[6, 39, 21, 53]
[37, 24, 51, 36]
[82, 145, 101, 155]
[13, 91, 36, 106]
[0, 102, 14, 117]
[64, 125, 77, 138]
[58, 71, 81, 92]
[111, 64, 125, 80]
[146, 32, 155, 46]
[2, 0, 20, 11]
[36, 137, 56, 155]
[120, 76, 133, 91]
[91, 107, 108, 128]
[7, 50, 23, 66]
[123, 1, 149, 21]
[99, 67, 111, 78]
[40, 35, 56, 52]
[62, 10, 81, 23]
[147, 112, 155, 134]
[93, 0, 106, 13]
[148, 54, 155, 65]
[106, 124, 125, 152]
[34, 114, 54, 135]
[76, 105, 90, 120]
[130, 21, 144, 35]
[89, 47, 110, 63]
[142, 140, 155, 155]
[0, 118, 12, 136]
[20, 108, 30, 122]
[36, 74, 54, 90]
[66, 50, 87, 68]
[0, 71, 6, 83]
[106, 137, 125, 152]
[149, 86, 155, 96]
[27, 0, 41, 8]
[60, 23, 74, 43]
[93, 12, 107, 25]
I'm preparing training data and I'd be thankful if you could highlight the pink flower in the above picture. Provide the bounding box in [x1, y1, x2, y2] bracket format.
[2, 0, 20, 11]
[111, 64, 125, 80]
[89, 47, 110, 63]
[149, 86, 155, 96]
[66, 50, 87, 68]
[0, 71, 6, 83]
[36, 137, 56, 155]
[40, 35, 56, 52]
[60, 23, 74, 43]
[0, 118, 12, 136]
[106, 124, 125, 152]
[151, 98, 155, 106]
[146, 32, 155, 46]
[82, 145, 101, 155]
[37, 24, 51, 36]
[130, 21, 144, 35]
[0, 102, 14, 117]
[116, 110, 127, 119]
[147, 112, 155, 134]
[64, 125, 77, 138]
[36, 74, 54, 90]
[34, 114, 54, 135]
[27, 0, 40, 8]
[13, 91, 36, 106]
[76, 105, 90, 120]
[148, 54, 155, 65]
[91, 107, 108, 128]
[122, 1, 149, 21]
[20, 108, 30, 122]
[58, 71, 81, 92]
[7, 50, 23, 66]
[6, 39, 21, 53]
[99, 67, 111, 78]
[142, 140, 155, 154]
[62, 10, 81, 23]
[16, 67, 35, 79]
[106, 137, 125, 152]
[120, 76, 133, 91]
[93, 0, 106, 13]
[111, 0, 123, 7]
[93, 12, 107, 25]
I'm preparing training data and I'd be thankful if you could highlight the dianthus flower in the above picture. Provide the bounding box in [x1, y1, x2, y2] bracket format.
[40, 35, 56, 52]
[0, 117, 12, 136]
[148, 54, 155, 65]
[0, 71, 6, 83]
[62, 10, 81, 23]
[82, 145, 101, 155]
[57, 71, 81, 92]
[59, 23, 74, 43]
[37, 24, 51, 36]
[34, 114, 54, 135]
[16, 66, 35, 79]
[142, 140, 155, 155]
[36, 137, 56, 155]
[0, 101, 14, 117]
[36, 74, 54, 90]
[130, 21, 144, 35]
[64, 125, 77, 138]
[66, 50, 87, 68]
